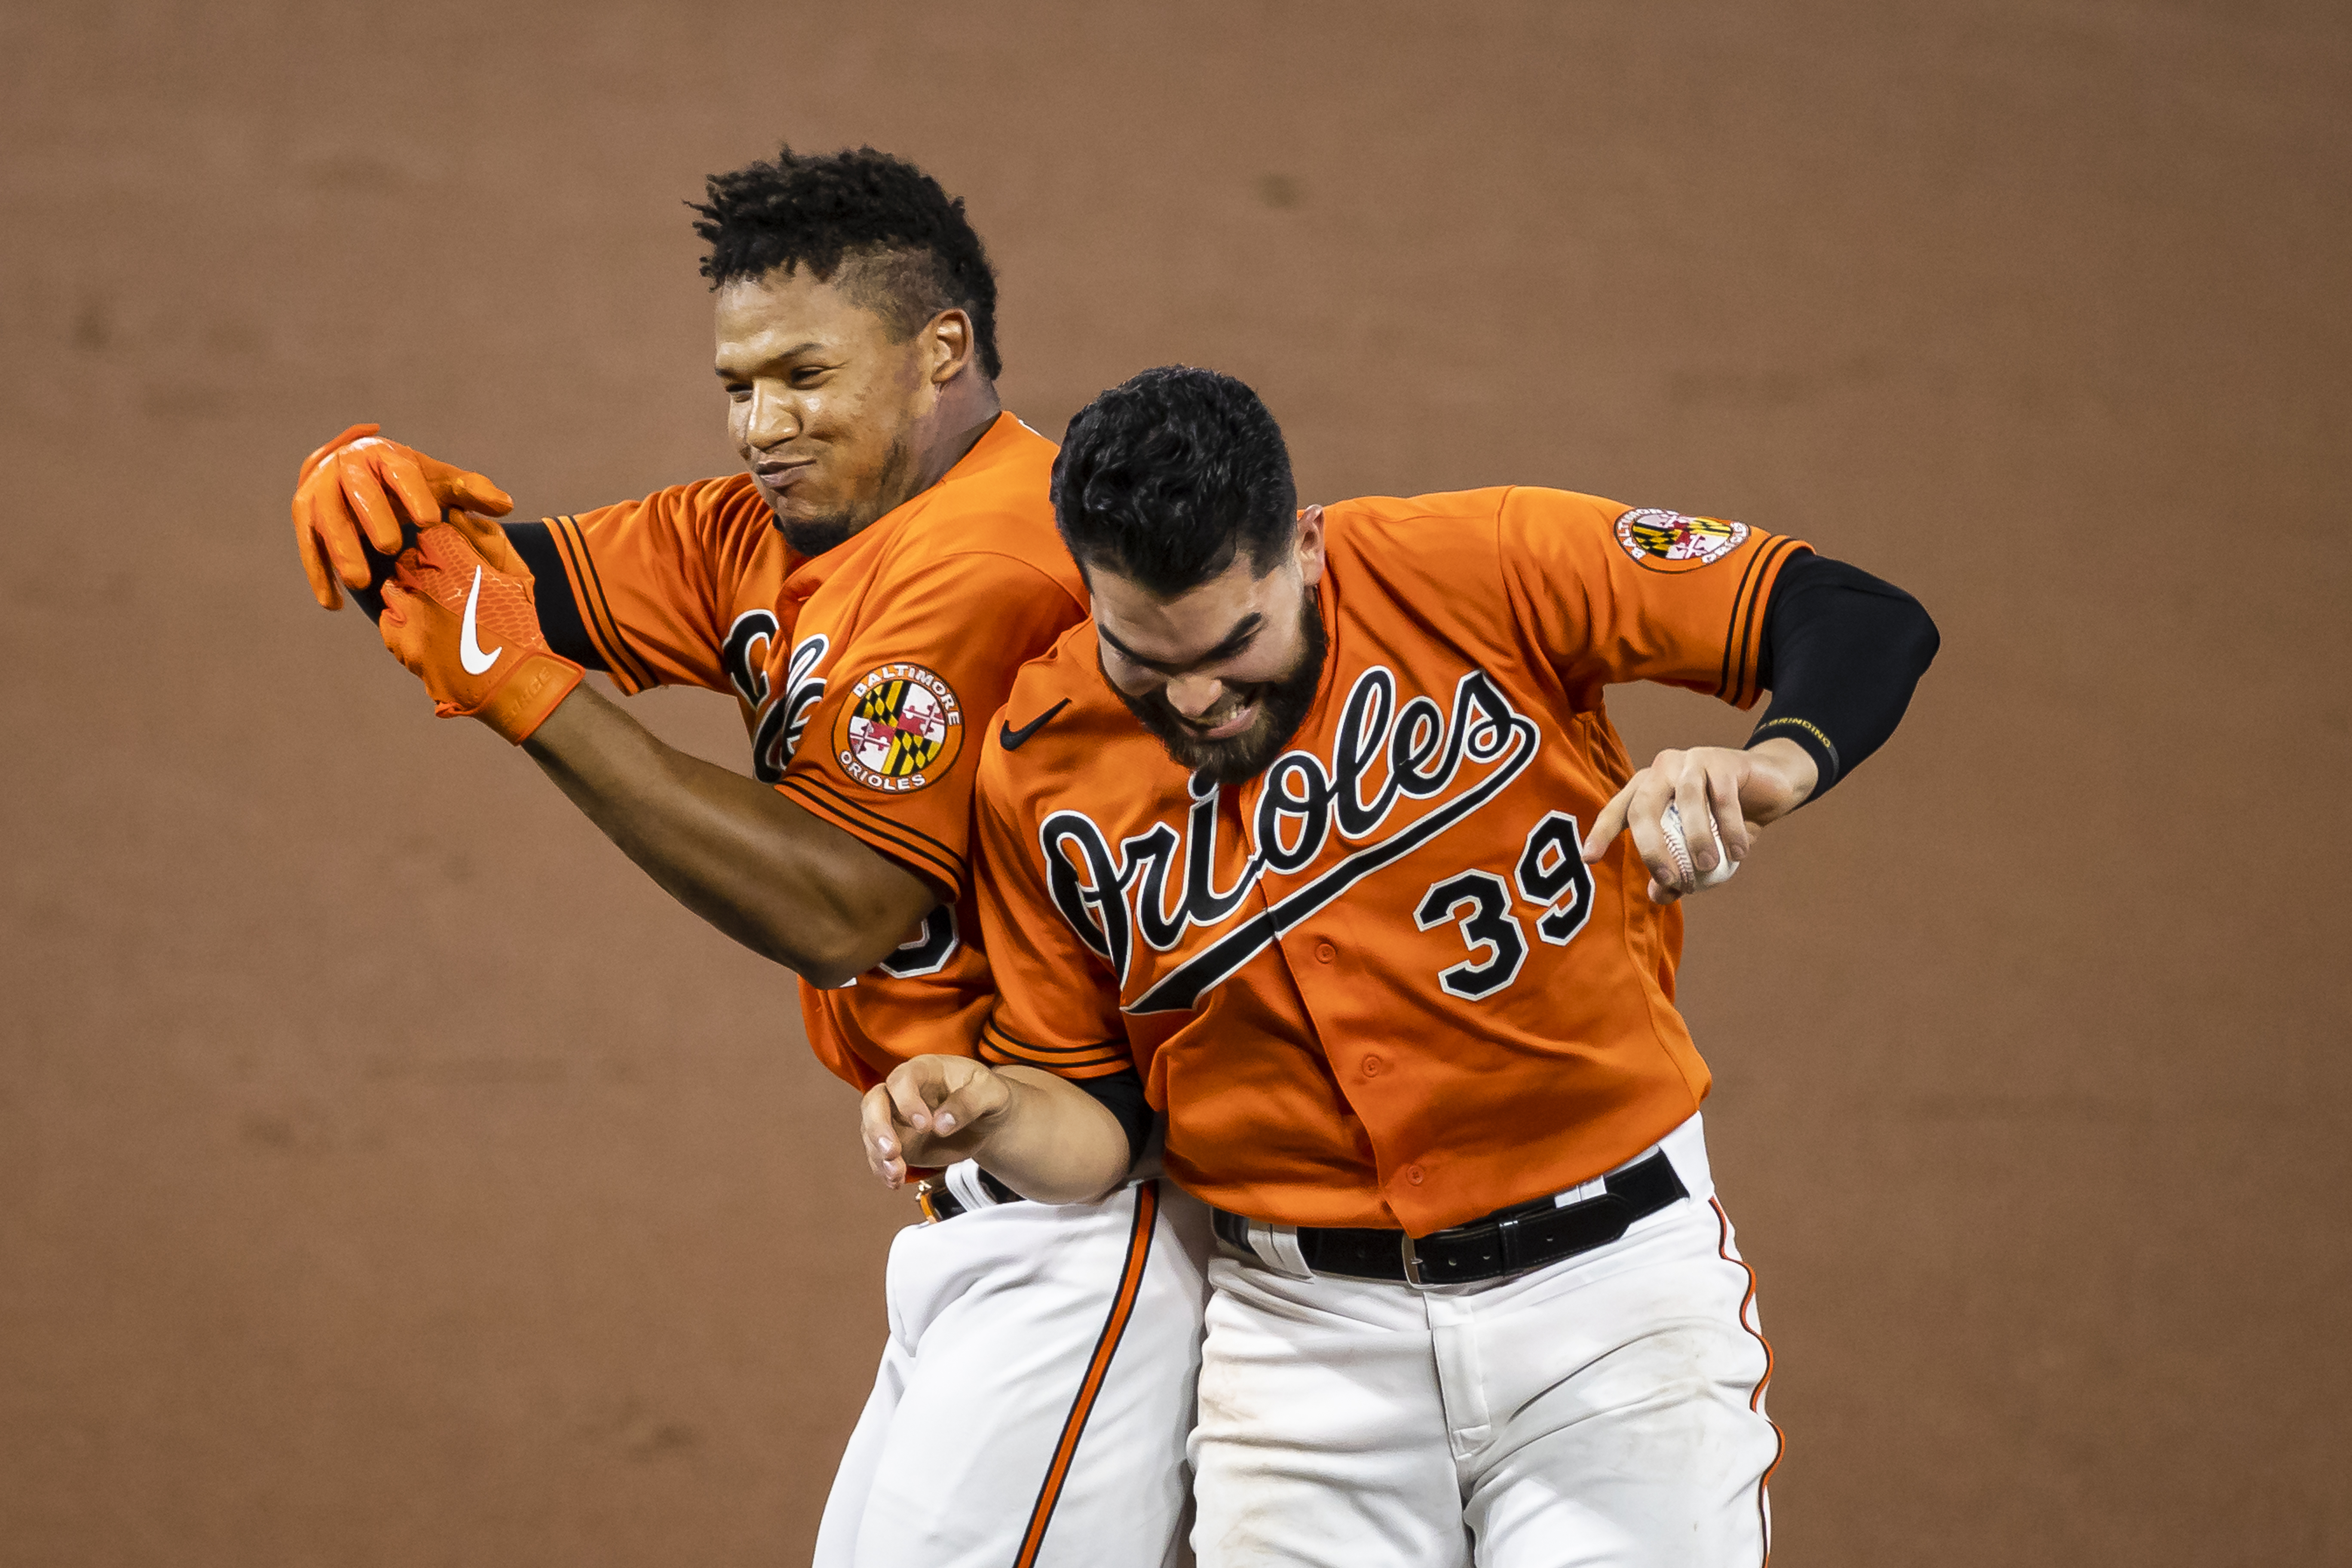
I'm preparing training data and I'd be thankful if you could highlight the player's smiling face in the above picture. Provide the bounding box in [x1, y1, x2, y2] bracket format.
[714, 265, 939, 557]
[1090, 507, 1330, 784]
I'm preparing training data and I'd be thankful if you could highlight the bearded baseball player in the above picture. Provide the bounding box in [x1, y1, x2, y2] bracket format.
[290, 149, 1209, 1568]
[863, 366, 1939, 1565]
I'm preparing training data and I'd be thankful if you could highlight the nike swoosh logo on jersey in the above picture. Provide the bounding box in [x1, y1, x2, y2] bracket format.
[999, 698, 1070, 752]
[459, 566, 502, 674]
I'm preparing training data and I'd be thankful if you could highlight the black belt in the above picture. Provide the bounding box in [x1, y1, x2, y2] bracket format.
[1212, 1150, 1688, 1286]
[916, 1167, 1024, 1222]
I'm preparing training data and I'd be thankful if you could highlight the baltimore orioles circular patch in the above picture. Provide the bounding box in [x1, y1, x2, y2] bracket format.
[1614, 508, 1749, 573]
[833, 662, 964, 794]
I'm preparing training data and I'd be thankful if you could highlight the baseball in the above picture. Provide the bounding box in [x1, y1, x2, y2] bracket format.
[1660, 802, 1739, 892]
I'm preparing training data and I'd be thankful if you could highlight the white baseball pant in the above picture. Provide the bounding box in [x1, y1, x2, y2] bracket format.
[816, 1165, 1213, 1568]
[1188, 1113, 1779, 1568]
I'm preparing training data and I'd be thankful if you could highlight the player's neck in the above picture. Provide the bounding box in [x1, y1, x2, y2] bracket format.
[911, 377, 1003, 493]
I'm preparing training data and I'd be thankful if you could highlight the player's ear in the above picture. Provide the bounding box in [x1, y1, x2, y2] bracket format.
[925, 309, 974, 385]
[1294, 505, 1327, 585]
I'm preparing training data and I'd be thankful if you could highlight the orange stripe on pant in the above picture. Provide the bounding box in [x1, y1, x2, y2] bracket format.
[1712, 1196, 1782, 1567]
[1013, 1179, 1161, 1568]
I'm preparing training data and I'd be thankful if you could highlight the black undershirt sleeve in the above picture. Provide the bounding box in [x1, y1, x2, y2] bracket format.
[1745, 550, 1939, 800]
[1066, 1065, 1154, 1171]
[502, 519, 609, 673]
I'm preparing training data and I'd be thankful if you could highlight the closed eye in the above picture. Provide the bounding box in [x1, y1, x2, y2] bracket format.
[1100, 617, 1262, 677]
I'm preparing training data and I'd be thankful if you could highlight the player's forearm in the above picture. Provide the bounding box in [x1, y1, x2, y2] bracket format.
[521, 683, 931, 985]
[1746, 554, 1939, 798]
[970, 1068, 1136, 1205]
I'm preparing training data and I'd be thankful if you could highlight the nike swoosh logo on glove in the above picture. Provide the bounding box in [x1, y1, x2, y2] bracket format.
[998, 698, 1069, 752]
[459, 566, 502, 674]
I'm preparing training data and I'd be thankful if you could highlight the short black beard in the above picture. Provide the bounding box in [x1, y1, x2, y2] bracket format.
[1108, 588, 1328, 786]
[764, 434, 917, 557]
[776, 511, 860, 557]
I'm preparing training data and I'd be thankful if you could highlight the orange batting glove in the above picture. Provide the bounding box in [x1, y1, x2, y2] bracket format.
[375, 511, 582, 744]
[292, 423, 515, 610]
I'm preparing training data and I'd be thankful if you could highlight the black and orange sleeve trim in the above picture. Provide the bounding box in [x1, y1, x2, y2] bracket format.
[978, 1019, 1132, 1079]
[775, 774, 968, 894]
[1716, 534, 1806, 709]
[500, 520, 606, 673]
[545, 514, 659, 694]
[1011, 1180, 1161, 1568]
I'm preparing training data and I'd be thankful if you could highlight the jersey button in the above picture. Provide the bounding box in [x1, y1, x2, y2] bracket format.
[1362, 1054, 1383, 1078]
[1406, 1164, 1426, 1185]
[1314, 941, 1336, 963]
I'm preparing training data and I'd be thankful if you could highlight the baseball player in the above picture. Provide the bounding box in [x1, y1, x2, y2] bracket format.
[290, 149, 1208, 1568]
[863, 366, 1938, 1565]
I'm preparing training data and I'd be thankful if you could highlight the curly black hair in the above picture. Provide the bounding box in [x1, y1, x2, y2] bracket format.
[1051, 367, 1298, 595]
[691, 145, 1002, 380]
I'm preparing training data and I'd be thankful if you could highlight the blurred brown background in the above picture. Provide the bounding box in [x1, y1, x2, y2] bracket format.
[3, 1, 2346, 1563]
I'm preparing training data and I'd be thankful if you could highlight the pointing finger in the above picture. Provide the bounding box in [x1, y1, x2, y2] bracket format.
[1581, 778, 1635, 863]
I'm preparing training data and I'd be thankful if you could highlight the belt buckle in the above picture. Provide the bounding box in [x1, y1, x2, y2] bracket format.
[1399, 1231, 1427, 1288]
[914, 1178, 944, 1225]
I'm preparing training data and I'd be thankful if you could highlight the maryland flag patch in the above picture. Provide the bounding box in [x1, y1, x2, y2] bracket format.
[1614, 508, 1749, 573]
[833, 663, 965, 794]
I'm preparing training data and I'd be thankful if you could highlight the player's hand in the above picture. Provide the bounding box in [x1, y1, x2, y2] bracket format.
[861, 1055, 1017, 1188]
[293, 424, 515, 610]
[375, 513, 582, 743]
[1580, 739, 1818, 904]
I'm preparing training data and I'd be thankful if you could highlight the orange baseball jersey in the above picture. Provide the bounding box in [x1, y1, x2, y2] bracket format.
[972, 487, 1805, 1235]
[531, 413, 1086, 1090]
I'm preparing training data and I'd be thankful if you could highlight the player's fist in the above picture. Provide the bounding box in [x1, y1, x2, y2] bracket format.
[861, 1055, 1016, 1188]
[1580, 739, 1819, 904]
[292, 424, 514, 610]
[375, 514, 582, 744]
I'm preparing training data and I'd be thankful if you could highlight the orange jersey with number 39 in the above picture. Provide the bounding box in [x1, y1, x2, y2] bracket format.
[533, 414, 1086, 1090]
[972, 487, 1805, 1235]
